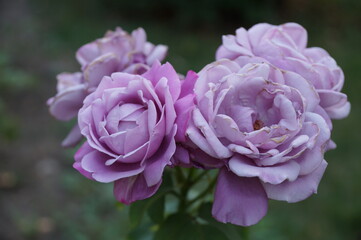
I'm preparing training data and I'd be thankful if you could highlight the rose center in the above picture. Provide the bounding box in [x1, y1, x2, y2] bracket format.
[253, 119, 264, 130]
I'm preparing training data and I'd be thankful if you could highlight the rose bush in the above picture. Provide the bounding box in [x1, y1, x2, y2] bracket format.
[48, 27, 168, 147]
[73, 62, 197, 204]
[216, 22, 350, 120]
[187, 59, 330, 226]
[47, 23, 351, 232]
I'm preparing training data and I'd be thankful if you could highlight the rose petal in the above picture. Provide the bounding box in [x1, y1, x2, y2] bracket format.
[174, 93, 195, 142]
[212, 168, 268, 226]
[56, 72, 83, 92]
[114, 173, 161, 204]
[263, 160, 327, 202]
[317, 90, 350, 119]
[131, 28, 146, 52]
[83, 53, 119, 88]
[76, 42, 100, 67]
[222, 34, 253, 56]
[143, 61, 181, 101]
[283, 71, 319, 112]
[80, 150, 144, 183]
[49, 84, 87, 121]
[179, 70, 198, 98]
[192, 108, 232, 158]
[146, 45, 168, 65]
[186, 121, 219, 158]
[229, 155, 300, 184]
[62, 124, 83, 148]
[143, 126, 177, 186]
[171, 145, 191, 167]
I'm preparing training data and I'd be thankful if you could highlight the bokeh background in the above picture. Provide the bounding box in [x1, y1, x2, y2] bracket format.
[0, 0, 360, 239]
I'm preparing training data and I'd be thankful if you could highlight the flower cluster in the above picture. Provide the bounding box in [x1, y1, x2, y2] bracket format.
[48, 27, 167, 147]
[49, 23, 349, 226]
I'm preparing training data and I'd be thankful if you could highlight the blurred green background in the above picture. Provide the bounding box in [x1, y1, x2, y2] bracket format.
[0, 0, 360, 239]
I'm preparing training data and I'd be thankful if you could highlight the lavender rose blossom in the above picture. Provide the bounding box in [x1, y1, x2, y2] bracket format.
[216, 22, 350, 120]
[187, 59, 330, 226]
[48, 27, 168, 147]
[74, 62, 197, 204]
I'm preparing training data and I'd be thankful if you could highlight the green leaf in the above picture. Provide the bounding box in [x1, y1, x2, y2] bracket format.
[129, 172, 174, 227]
[127, 222, 153, 240]
[198, 202, 216, 223]
[154, 213, 202, 240]
[129, 198, 150, 227]
[147, 195, 165, 224]
[199, 225, 229, 240]
[160, 169, 174, 191]
[198, 202, 243, 240]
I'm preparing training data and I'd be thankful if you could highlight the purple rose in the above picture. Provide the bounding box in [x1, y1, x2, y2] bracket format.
[216, 22, 350, 119]
[74, 62, 197, 204]
[48, 27, 168, 147]
[187, 59, 330, 226]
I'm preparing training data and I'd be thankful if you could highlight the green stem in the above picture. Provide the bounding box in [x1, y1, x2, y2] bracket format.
[187, 175, 217, 207]
[168, 190, 181, 199]
[189, 170, 209, 187]
[239, 227, 249, 240]
[177, 168, 196, 212]
[175, 167, 186, 183]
